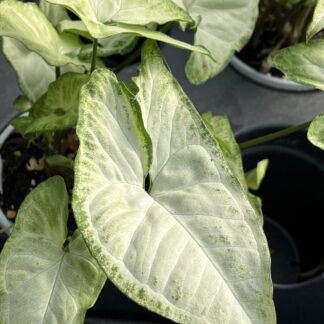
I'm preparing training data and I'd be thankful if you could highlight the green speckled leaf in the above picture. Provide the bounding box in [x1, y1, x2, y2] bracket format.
[12, 73, 88, 136]
[269, 39, 324, 90]
[46, 0, 210, 56]
[172, 0, 259, 84]
[307, 0, 324, 41]
[0, 176, 105, 324]
[73, 40, 275, 323]
[245, 160, 269, 191]
[0, 0, 88, 67]
[308, 114, 324, 150]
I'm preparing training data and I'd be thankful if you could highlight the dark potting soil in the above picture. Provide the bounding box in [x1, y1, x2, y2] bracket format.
[0, 131, 78, 228]
[237, 1, 315, 77]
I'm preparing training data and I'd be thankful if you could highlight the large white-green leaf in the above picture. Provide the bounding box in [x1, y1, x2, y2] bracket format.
[308, 114, 324, 150]
[307, 0, 324, 41]
[172, 0, 259, 84]
[73, 41, 275, 323]
[269, 39, 324, 90]
[0, 0, 88, 67]
[12, 72, 89, 136]
[46, 0, 210, 56]
[0, 176, 105, 323]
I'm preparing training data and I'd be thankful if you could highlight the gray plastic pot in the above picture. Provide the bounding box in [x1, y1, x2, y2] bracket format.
[231, 56, 314, 92]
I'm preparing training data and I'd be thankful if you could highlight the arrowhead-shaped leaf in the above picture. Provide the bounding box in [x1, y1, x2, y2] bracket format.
[307, 0, 324, 41]
[0, 0, 88, 68]
[269, 39, 324, 90]
[12, 73, 89, 136]
[308, 114, 324, 150]
[73, 40, 275, 323]
[46, 0, 210, 57]
[0, 176, 105, 324]
[172, 0, 259, 84]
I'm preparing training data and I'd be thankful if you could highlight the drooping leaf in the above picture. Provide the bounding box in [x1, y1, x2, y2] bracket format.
[307, 0, 324, 42]
[73, 41, 275, 323]
[2, 36, 85, 102]
[12, 73, 88, 136]
[172, 0, 259, 84]
[245, 159, 269, 191]
[308, 114, 324, 150]
[39, 0, 70, 26]
[202, 112, 246, 189]
[269, 39, 324, 90]
[0, 0, 88, 67]
[46, 0, 211, 56]
[0, 176, 105, 324]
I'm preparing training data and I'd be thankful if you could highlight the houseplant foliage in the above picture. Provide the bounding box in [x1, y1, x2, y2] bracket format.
[0, 0, 276, 323]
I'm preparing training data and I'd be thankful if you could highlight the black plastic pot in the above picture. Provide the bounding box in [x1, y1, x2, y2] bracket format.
[237, 127, 324, 324]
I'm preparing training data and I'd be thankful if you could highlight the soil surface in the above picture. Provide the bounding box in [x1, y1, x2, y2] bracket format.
[0, 131, 78, 228]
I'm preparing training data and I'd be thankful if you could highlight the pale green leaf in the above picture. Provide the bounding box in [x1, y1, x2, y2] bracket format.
[269, 39, 324, 90]
[2, 36, 85, 102]
[307, 0, 324, 41]
[202, 112, 246, 189]
[308, 114, 324, 150]
[46, 0, 210, 56]
[173, 0, 259, 84]
[73, 41, 275, 323]
[245, 160, 269, 191]
[0, 0, 88, 67]
[12, 73, 89, 136]
[0, 176, 105, 324]
[39, 0, 70, 26]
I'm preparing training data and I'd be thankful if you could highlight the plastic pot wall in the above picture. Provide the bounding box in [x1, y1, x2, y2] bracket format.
[2, 28, 324, 323]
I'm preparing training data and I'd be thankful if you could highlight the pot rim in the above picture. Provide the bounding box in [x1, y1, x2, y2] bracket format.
[0, 123, 14, 235]
[231, 55, 314, 92]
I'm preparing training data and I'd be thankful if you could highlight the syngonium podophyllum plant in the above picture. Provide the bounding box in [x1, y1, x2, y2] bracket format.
[0, 0, 277, 323]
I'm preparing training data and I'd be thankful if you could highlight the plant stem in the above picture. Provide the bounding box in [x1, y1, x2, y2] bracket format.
[91, 38, 98, 73]
[55, 67, 61, 79]
[113, 22, 175, 74]
[238, 121, 312, 150]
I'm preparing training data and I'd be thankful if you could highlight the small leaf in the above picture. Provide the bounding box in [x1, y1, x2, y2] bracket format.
[73, 41, 275, 323]
[13, 96, 32, 113]
[307, 0, 324, 42]
[172, 0, 259, 84]
[245, 160, 269, 191]
[308, 114, 324, 150]
[0, 0, 88, 67]
[269, 39, 324, 90]
[0, 176, 105, 323]
[46, 154, 74, 170]
[47, 0, 210, 57]
[12, 73, 88, 136]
